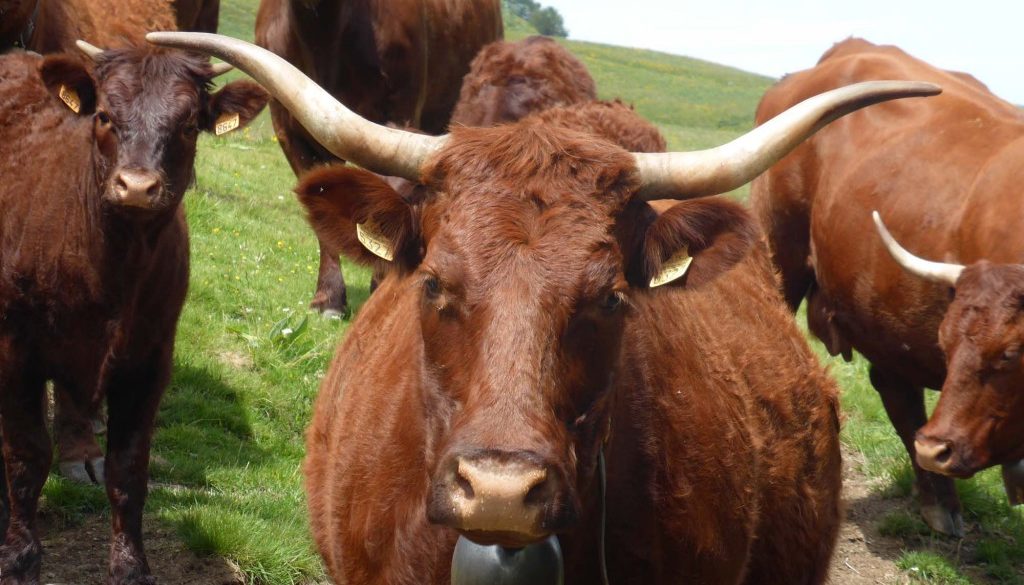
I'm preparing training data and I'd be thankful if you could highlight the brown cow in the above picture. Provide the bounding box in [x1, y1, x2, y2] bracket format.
[0, 46, 266, 583]
[19, 0, 177, 54]
[450, 35, 596, 128]
[148, 33, 941, 584]
[255, 0, 503, 316]
[0, 0, 226, 486]
[751, 37, 1024, 535]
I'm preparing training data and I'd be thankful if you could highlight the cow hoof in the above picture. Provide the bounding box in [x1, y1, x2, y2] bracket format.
[920, 504, 964, 537]
[0, 536, 42, 583]
[320, 307, 351, 320]
[58, 457, 105, 485]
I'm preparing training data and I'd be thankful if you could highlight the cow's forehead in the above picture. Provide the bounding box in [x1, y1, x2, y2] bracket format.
[957, 264, 1024, 307]
[95, 49, 208, 118]
[425, 122, 641, 209]
[425, 189, 623, 298]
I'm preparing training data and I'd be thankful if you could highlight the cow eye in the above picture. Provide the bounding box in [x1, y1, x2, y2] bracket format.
[96, 111, 111, 126]
[423, 275, 442, 298]
[601, 292, 623, 312]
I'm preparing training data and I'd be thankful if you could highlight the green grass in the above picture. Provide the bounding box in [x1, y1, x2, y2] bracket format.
[33, 1, 1023, 584]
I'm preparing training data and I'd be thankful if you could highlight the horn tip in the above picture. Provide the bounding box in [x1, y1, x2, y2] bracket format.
[871, 210, 890, 236]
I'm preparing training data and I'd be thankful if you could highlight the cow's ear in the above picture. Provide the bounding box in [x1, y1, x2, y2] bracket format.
[38, 56, 97, 116]
[625, 197, 755, 290]
[296, 165, 421, 274]
[203, 80, 269, 135]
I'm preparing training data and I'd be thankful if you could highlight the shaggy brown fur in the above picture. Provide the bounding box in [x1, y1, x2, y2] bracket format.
[298, 103, 842, 583]
[23, 0, 177, 53]
[450, 35, 597, 127]
[1, 0, 217, 488]
[751, 37, 1024, 533]
[0, 48, 266, 583]
[255, 0, 503, 315]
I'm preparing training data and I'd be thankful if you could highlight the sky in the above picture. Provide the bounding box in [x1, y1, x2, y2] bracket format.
[546, 0, 1024, 105]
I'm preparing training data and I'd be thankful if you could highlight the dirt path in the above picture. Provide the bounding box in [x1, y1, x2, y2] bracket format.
[39, 514, 242, 585]
[35, 449, 1011, 584]
[828, 451, 911, 584]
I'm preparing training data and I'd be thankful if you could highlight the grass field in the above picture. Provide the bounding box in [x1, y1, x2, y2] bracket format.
[37, 1, 1023, 584]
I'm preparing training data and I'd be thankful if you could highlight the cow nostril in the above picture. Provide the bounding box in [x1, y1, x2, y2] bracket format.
[915, 438, 955, 471]
[524, 476, 550, 505]
[456, 457, 549, 505]
[114, 175, 129, 195]
[454, 469, 475, 500]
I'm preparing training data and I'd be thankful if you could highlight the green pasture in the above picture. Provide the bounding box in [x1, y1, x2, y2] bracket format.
[37, 1, 1023, 583]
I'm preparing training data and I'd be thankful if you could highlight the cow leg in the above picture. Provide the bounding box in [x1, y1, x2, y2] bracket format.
[269, 102, 351, 317]
[0, 345, 49, 584]
[869, 366, 963, 536]
[310, 238, 349, 317]
[54, 383, 105, 485]
[103, 354, 169, 585]
[1002, 460, 1024, 506]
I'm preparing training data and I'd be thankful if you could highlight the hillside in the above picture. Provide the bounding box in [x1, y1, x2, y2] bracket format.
[34, 2, 1021, 585]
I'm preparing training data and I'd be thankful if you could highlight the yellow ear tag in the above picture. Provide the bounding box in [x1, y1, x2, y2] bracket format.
[214, 112, 240, 136]
[58, 85, 81, 113]
[356, 219, 395, 261]
[649, 246, 693, 288]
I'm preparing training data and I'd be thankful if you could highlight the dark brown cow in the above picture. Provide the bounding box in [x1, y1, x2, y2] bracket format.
[255, 0, 503, 315]
[751, 38, 1024, 535]
[450, 35, 596, 128]
[0, 46, 266, 583]
[171, 0, 218, 33]
[0, 0, 225, 486]
[148, 33, 941, 584]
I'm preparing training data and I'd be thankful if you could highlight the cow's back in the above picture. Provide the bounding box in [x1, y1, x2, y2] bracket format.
[30, 0, 177, 53]
[751, 38, 1024, 387]
[0, 52, 102, 315]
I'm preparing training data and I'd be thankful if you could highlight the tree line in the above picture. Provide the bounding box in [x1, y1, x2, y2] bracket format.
[506, 0, 569, 37]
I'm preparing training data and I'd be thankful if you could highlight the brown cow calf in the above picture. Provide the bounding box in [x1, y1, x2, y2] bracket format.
[752, 38, 1024, 535]
[1, 0, 224, 486]
[0, 46, 266, 583]
[149, 33, 941, 584]
[451, 35, 596, 128]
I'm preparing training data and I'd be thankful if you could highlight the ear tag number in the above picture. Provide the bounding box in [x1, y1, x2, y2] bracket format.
[59, 85, 81, 113]
[649, 246, 692, 288]
[356, 219, 395, 261]
[214, 112, 240, 135]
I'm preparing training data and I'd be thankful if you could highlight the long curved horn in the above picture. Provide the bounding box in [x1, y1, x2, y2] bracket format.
[209, 62, 234, 77]
[146, 32, 442, 181]
[76, 40, 103, 62]
[634, 81, 941, 200]
[872, 211, 964, 285]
